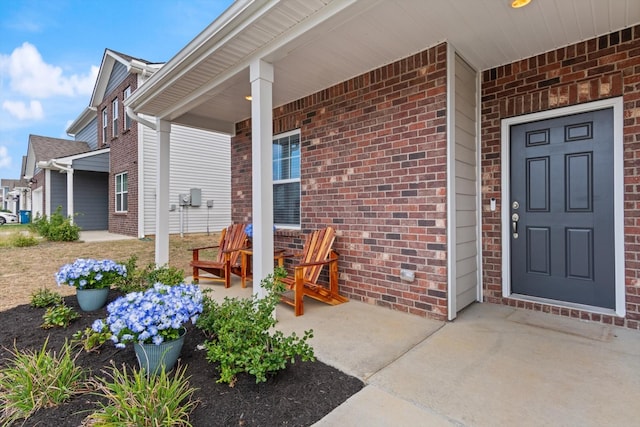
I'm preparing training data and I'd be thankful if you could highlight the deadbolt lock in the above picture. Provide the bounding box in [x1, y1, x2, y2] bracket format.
[512, 201, 519, 210]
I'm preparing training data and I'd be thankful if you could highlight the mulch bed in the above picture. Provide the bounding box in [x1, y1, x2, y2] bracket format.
[0, 291, 364, 426]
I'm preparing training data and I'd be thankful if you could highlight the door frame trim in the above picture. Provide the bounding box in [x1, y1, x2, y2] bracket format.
[500, 97, 625, 317]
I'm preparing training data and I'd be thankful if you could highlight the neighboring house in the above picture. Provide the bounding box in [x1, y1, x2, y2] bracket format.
[1, 177, 29, 216]
[125, 1, 640, 329]
[20, 135, 109, 230]
[65, 49, 231, 237]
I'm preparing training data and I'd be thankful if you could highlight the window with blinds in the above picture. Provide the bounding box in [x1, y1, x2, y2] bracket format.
[273, 130, 300, 227]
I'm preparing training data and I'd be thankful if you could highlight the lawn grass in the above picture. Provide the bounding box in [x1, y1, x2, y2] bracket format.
[0, 232, 218, 311]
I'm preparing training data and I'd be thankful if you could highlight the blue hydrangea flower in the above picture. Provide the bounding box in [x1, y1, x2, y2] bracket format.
[99, 283, 203, 346]
[56, 258, 126, 289]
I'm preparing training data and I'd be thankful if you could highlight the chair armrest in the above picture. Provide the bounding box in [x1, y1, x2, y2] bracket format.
[189, 245, 220, 252]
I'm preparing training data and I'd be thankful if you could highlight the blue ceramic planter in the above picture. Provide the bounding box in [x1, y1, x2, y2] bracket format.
[76, 288, 109, 311]
[133, 329, 186, 375]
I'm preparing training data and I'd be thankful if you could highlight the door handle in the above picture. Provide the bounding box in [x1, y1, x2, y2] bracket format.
[511, 213, 519, 236]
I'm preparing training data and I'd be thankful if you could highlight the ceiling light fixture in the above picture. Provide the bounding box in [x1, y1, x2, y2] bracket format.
[511, 0, 531, 8]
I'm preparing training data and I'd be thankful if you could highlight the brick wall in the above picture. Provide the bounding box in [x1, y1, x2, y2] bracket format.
[481, 26, 640, 329]
[232, 43, 449, 319]
[98, 73, 139, 236]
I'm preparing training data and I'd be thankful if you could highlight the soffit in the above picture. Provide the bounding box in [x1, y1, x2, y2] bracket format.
[130, 0, 640, 132]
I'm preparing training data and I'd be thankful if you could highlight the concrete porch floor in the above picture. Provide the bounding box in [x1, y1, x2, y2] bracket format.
[196, 275, 640, 426]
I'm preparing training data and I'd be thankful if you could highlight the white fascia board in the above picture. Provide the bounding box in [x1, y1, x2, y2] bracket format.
[90, 52, 116, 108]
[56, 147, 110, 163]
[157, 0, 361, 121]
[66, 106, 97, 136]
[125, 0, 260, 111]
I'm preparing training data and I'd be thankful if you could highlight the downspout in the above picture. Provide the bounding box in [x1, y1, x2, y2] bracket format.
[126, 106, 156, 130]
[126, 106, 156, 238]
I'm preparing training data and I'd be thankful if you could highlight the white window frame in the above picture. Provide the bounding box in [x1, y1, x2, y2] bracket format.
[123, 87, 131, 130]
[112, 98, 119, 137]
[115, 172, 128, 213]
[272, 129, 301, 228]
[102, 108, 108, 144]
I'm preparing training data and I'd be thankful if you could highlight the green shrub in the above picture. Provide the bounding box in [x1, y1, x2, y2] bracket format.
[30, 288, 63, 308]
[115, 255, 185, 293]
[87, 363, 197, 426]
[41, 304, 79, 329]
[197, 268, 315, 384]
[72, 325, 112, 352]
[9, 233, 38, 247]
[0, 339, 86, 425]
[30, 206, 80, 242]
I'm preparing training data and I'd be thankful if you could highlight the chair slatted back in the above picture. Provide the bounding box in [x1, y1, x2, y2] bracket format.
[300, 227, 336, 284]
[216, 223, 248, 265]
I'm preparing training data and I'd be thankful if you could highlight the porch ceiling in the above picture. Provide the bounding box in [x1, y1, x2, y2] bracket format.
[126, 0, 640, 133]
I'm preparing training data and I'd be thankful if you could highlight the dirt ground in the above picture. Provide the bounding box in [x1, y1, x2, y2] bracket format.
[0, 231, 216, 310]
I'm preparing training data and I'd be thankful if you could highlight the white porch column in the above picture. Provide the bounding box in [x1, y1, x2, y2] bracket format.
[155, 119, 171, 265]
[44, 169, 51, 218]
[66, 168, 74, 224]
[250, 59, 274, 298]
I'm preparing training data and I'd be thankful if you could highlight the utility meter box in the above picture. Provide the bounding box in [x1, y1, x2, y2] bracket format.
[178, 193, 190, 206]
[190, 188, 201, 207]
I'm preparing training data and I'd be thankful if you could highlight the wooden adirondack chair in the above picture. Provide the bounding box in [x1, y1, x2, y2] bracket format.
[280, 226, 348, 316]
[189, 223, 248, 287]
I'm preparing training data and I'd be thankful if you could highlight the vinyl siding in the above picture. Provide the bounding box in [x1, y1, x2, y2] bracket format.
[73, 152, 109, 172]
[75, 117, 98, 149]
[141, 124, 231, 235]
[454, 53, 479, 312]
[50, 172, 67, 216]
[105, 61, 128, 96]
[74, 171, 108, 230]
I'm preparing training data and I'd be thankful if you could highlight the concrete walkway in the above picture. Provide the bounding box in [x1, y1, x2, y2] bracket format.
[79, 230, 137, 242]
[200, 278, 640, 427]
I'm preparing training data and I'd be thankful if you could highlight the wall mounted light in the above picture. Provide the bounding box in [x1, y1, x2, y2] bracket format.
[245, 95, 252, 101]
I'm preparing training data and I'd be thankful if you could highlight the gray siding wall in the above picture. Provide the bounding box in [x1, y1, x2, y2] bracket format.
[453, 53, 479, 312]
[74, 171, 108, 230]
[73, 152, 109, 172]
[141, 124, 231, 235]
[105, 62, 127, 96]
[75, 117, 98, 149]
[50, 172, 67, 216]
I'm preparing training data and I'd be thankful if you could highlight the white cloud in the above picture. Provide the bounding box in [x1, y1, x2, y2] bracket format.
[0, 146, 11, 169]
[0, 42, 98, 98]
[2, 100, 43, 120]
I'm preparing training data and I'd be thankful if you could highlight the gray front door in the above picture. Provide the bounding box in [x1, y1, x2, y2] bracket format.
[510, 108, 615, 309]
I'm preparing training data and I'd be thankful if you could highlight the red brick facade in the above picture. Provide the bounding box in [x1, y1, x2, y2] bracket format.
[233, 43, 450, 319]
[97, 73, 139, 236]
[481, 26, 640, 329]
[231, 26, 640, 328]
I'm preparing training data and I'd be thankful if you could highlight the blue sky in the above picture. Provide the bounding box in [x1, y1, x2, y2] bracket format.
[0, 0, 234, 181]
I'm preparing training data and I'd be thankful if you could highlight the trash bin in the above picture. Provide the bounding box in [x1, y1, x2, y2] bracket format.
[19, 210, 31, 224]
